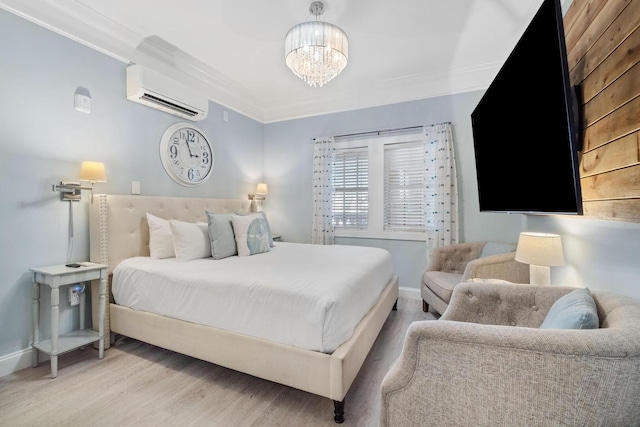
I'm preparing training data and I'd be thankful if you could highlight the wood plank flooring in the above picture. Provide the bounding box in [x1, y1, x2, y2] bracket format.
[0, 298, 435, 427]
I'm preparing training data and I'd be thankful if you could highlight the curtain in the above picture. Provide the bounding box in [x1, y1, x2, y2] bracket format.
[424, 123, 459, 256]
[311, 136, 335, 244]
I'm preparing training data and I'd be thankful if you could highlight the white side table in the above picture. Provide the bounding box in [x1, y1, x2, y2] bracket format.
[29, 262, 108, 378]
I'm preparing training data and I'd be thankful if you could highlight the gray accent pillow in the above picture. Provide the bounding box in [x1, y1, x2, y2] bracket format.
[235, 211, 274, 247]
[480, 241, 516, 258]
[540, 288, 599, 330]
[205, 211, 237, 260]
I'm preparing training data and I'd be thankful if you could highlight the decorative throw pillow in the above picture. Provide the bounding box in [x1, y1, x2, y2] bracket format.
[146, 213, 175, 259]
[205, 211, 237, 260]
[540, 288, 599, 330]
[235, 210, 275, 247]
[231, 214, 271, 257]
[169, 219, 211, 261]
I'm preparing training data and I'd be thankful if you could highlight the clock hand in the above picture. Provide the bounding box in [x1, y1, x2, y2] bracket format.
[185, 140, 195, 158]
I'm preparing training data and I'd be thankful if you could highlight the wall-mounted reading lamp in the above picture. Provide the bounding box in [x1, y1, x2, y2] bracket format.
[248, 183, 268, 201]
[52, 161, 107, 203]
[248, 183, 268, 211]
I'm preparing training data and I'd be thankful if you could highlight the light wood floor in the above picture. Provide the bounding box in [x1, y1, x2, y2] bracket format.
[0, 297, 435, 427]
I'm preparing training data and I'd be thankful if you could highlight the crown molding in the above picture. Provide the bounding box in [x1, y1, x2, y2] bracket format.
[261, 62, 500, 123]
[0, 0, 266, 122]
[0, 1, 497, 124]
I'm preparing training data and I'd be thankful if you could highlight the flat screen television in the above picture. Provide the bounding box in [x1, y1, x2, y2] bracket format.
[471, 0, 583, 215]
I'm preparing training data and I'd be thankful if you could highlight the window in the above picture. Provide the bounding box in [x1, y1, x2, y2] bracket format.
[331, 147, 369, 229]
[384, 141, 429, 233]
[331, 132, 428, 241]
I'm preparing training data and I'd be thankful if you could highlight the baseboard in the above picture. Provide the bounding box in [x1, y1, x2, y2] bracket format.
[399, 286, 420, 300]
[0, 347, 49, 378]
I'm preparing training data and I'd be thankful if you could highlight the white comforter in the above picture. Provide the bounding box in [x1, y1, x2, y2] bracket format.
[111, 242, 394, 353]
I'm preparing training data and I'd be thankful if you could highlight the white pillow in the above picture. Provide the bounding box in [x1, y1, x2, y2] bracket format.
[146, 213, 175, 259]
[231, 214, 271, 257]
[169, 219, 211, 261]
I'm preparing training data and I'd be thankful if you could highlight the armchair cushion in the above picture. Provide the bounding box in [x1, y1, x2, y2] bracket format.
[540, 288, 599, 330]
[422, 271, 463, 303]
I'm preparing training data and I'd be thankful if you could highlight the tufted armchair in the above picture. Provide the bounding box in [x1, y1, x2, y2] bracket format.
[422, 241, 529, 315]
[380, 281, 640, 426]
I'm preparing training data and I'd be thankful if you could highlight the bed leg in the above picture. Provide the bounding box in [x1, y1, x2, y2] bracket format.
[392, 299, 398, 311]
[422, 300, 428, 312]
[333, 399, 345, 423]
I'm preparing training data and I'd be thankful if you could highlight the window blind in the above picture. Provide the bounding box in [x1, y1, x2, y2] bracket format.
[332, 147, 369, 228]
[384, 141, 428, 232]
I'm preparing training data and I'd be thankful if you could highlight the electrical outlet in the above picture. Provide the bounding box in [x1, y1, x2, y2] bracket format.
[69, 286, 81, 306]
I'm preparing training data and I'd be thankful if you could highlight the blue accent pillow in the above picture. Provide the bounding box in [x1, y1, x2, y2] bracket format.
[540, 288, 599, 330]
[231, 214, 270, 257]
[205, 211, 237, 260]
[235, 210, 274, 247]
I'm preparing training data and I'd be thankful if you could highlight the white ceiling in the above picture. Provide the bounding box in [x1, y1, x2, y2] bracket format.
[0, 0, 554, 123]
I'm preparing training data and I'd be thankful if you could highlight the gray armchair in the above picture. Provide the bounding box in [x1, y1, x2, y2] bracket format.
[381, 282, 640, 426]
[422, 241, 529, 315]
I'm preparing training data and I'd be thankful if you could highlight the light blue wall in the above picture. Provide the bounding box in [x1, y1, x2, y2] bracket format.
[0, 10, 263, 358]
[263, 94, 523, 292]
[3, 2, 640, 368]
[524, 215, 640, 298]
[263, 93, 640, 302]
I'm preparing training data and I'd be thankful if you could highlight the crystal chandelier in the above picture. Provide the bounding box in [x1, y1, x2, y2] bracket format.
[284, 1, 348, 88]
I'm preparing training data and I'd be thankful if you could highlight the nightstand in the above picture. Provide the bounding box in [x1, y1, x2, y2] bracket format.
[272, 234, 282, 242]
[29, 262, 108, 378]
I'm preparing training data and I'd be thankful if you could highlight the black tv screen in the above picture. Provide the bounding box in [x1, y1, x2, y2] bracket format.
[471, 0, 583, 215]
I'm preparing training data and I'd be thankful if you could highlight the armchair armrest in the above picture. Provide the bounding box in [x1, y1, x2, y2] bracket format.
[460, 252, 529, 286]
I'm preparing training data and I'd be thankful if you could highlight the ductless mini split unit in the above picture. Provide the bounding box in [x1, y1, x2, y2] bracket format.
[126, 64, 208, 121]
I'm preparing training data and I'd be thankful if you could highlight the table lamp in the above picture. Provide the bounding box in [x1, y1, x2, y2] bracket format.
[515, 232, 564, 285]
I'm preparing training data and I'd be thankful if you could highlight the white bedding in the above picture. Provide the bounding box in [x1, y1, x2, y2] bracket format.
[111, 242, 394, 353]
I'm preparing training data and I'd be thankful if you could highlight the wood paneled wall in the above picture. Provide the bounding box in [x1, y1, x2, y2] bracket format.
[564, 0, 640, 221]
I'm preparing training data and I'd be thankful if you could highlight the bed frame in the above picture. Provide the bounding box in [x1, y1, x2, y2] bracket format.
[88, 194, 399, 423]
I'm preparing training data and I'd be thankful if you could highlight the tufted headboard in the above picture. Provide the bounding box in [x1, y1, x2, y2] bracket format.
[89, 194, 251, 275]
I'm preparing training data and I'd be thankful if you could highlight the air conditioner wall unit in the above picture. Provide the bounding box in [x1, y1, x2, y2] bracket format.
[126, 65, 208, 121]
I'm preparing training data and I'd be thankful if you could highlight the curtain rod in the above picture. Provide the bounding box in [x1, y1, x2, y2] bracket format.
[313, 125, 423, 141]
[312, 122, 451, 141]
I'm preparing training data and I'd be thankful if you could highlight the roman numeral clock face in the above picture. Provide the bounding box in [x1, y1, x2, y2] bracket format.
[160, 123, 214, 187]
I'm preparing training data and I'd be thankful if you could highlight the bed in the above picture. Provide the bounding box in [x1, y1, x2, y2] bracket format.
[88, 194, 399, 423]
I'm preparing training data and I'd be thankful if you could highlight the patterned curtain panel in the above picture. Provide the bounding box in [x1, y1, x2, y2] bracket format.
[424, 123, 459, 255]
[312, 136, 335, 244]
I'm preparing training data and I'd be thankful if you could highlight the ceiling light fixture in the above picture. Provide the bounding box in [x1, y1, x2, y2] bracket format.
[284, 1, 348, 88]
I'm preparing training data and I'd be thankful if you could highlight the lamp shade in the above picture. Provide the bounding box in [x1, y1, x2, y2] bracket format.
[79, 161, 107, 183]
[515, 232, 565, 266]
[256, 183, 268, 195]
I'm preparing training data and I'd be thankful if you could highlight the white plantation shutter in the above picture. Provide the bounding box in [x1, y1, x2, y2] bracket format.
[384, 141, 429, 232]
[332, 147, 368, 228]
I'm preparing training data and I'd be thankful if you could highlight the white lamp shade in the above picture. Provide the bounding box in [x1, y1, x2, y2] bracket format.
[515, 232, 565, 266]
[79, 161, 107, 183]
[256, 183, 268, 195]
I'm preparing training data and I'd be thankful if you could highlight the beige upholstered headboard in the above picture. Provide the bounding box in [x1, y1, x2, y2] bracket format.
[89, 194, 251, 275]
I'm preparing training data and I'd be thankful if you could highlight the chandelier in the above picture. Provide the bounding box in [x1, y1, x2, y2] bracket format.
[284, 1, 349, 88]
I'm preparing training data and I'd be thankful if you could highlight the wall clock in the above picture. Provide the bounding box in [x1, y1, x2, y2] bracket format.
[160, 123, 214, 187]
